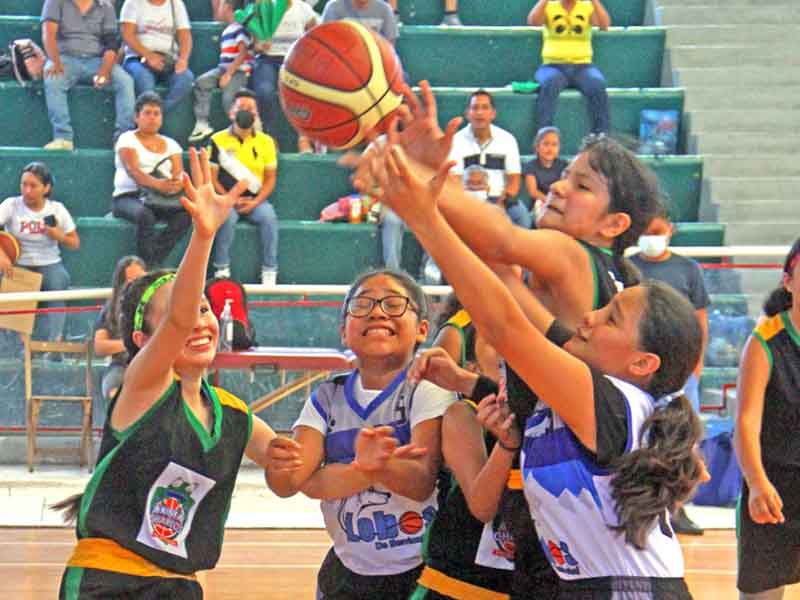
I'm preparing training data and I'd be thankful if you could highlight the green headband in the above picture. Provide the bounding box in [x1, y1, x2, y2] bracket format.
[133, 273, 176, 332]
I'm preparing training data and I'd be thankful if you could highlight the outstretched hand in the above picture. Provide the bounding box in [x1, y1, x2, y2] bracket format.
[266, 436, 304, 473]
[180, 147, 247, 239]
[353, 426, 427, 473]
[476, 391, 521, 451]
[409, 347, 472, 394]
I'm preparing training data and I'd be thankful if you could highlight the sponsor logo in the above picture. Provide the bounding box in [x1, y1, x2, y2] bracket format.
[541, 537, 580, 576]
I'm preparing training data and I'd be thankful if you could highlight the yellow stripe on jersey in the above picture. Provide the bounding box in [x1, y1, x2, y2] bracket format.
[448, 309, 472, 330]
[66, 538, 198, 580]
[754, 313, 785, 343]
[418, 565, 510, 600]
[213, 386, 250, 414]
[506, 469, 523, 490]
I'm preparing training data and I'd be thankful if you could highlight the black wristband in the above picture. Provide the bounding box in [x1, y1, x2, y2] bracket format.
[470, 374, 499, 401]
[497, 439, 521, 452]
[545, 319, 575, 348]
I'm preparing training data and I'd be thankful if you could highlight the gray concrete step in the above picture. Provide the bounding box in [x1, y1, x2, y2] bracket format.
[658, 0, 794, 5]
[690, 132, 800, 155]
[724, 222, 800, 246]
[673, 67, 800, 86]
[703, 156, 799, 177]
[666, 25, 787, 46]
[669, 45, 800, 69]
[683, 86, 800, 110]
[658, 6, 798, 25]
[718, 201, 800, 222]
[708, 177, 800, 201]
[686, 109, 798, 133]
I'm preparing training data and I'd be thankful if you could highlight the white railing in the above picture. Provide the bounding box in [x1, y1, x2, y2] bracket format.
[0, 246, 788, 305]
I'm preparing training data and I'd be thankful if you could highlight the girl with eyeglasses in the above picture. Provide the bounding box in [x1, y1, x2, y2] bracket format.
[53, 150, 300, 599]
[265, 268, 457, 600]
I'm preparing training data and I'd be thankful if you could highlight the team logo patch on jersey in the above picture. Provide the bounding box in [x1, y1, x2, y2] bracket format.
[137, 462, 216, 559]
[541, 536, 580, 576]
[337, 486, 436, 551]
[475, 519, 515, 571]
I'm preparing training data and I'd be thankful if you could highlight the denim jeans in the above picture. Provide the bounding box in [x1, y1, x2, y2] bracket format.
[213, 202, 279, 271]
[193, 67, 250, 122]
[381, 209, 405, 270]
[504, 199, 533, 229]
[251, 55, 284, 135]
[123, 57, 195, 113]
[684, 372, 701, 414]
[22, 261, 71, 341]
[101, 364, 126, 400]
[534, 63, 609, 134]
[112, 193, 192, 267]
[43, 56, 135, 142]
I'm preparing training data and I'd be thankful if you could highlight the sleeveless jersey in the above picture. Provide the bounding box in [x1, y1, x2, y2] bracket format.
[521, 375, 685, 582]
[441, 309, 478, 367]
[306, 369, 442, 576]
[75, 379, 252, 574]
[542, 0, 594, 64]
[752, 311, 800, 466]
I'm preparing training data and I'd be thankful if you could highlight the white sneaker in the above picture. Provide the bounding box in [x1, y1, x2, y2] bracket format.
[214, 267, 231, 279]
[43, 139, 74, 151]
[261, 269, 277, 287]
[441, 13, 463, 26]
[188, 121, 213, 143]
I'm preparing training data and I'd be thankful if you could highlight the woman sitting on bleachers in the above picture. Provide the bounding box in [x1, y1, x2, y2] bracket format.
[93, 255, 146, 402]
[120, 0, 195, 113]
[111, 91, 192, 267]
[0, 162, 80, 345]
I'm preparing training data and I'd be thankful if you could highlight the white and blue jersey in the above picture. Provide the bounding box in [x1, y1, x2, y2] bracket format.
[521, 374, 685, 586]
[294, 368, 456, 576]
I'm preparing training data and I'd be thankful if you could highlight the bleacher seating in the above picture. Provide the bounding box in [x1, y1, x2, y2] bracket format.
[0, 0, 737, 434]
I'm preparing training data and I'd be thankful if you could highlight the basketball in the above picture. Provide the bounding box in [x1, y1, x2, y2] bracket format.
[278, 20, 405, 150]
[398, 511, 423, 535]
[0, 231, 20, 264]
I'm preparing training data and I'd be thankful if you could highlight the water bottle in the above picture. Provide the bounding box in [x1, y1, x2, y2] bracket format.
[218, 299, 234, 352]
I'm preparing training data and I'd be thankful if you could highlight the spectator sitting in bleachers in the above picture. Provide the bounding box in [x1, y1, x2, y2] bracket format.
[120, 0, 195, 113]
[208, 89, 279, 286]
[447, 89, 531, 228]
[0, 162, 80, 346]
[522, 126, 569, 218]
[250, 0, 318, 150]
[189, 0, 255, 143]
[384, 0, 462, 26]
[93, 255, 146, 401]
[112, 92, 192, 267]
[631, 208, 709, 536]
[528, 0, 610, 135]
[41, 0, 135, 151]
[321, 0, 397, 45]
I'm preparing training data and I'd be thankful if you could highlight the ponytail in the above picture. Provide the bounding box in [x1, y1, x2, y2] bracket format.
[610, 394, 703, 548]
[763, 237, 800, 317]
[50, 493, 83, 524]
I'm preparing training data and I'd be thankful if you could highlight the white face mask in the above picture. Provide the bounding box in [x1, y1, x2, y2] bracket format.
[466, 188, 489, 202]
[638, 235, 669, 258]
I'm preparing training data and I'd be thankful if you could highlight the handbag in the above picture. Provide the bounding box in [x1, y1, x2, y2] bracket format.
[139, 156, 184, 211]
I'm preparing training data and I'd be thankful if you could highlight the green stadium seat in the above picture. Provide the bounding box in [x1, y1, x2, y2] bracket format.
[6, 0, 646, 27]
[0, 82, 684, 154]
[0, 17, 665, 88]
[0, 148, 702, 222]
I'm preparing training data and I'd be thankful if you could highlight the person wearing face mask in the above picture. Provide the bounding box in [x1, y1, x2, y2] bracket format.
[631, 209, 709, 537]
[208, 89, 280, 286]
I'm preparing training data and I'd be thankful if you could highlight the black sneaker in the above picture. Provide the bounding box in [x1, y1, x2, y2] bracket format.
[671, 507, 703, 535]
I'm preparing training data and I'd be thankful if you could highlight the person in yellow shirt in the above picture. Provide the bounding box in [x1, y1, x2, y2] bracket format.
[208, 89, 279, 286]
[528, 0, 610, 134]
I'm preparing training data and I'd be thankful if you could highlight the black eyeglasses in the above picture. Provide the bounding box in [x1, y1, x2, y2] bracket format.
[346, 295, 418, 318]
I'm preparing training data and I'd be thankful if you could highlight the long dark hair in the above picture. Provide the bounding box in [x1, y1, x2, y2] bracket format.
[580, 136, 663, 288]
[435, 292, 463, 330]
[610, 281, 704, 548]
[763, 237, 800, 317]
[104, 255, 147, 338]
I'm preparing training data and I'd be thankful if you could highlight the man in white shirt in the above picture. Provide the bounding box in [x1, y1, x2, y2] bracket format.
[448, 90, 531, 228]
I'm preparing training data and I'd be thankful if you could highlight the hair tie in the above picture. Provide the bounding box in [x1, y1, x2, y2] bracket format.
[654, 390, 683, 410]
[133, 273, 175, 332]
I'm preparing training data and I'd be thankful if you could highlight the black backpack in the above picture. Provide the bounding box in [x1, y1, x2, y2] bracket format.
[205, 277, 257, 350]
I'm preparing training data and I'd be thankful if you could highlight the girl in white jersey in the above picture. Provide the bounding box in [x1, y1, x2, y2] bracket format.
[370, 137, 708, 598]
[266, 268, 456, 600]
